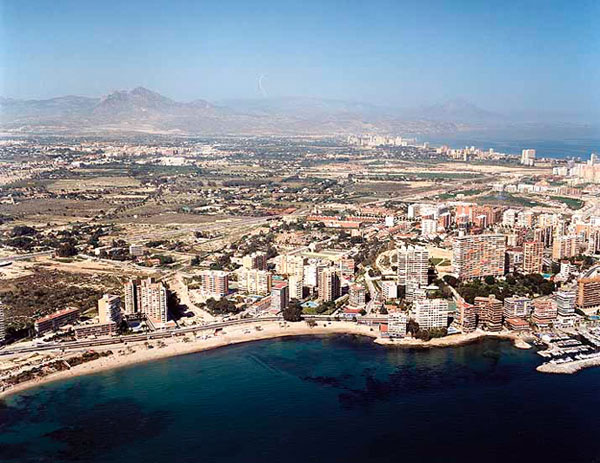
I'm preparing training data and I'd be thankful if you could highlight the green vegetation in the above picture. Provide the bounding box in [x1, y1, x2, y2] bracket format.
[476, 193, 542, 208]
[550, 196, 584, 210]
[445, 273, 555, 303]
[282, 300, 303, 322]
[406, 319, 447, 341]
[205, 297, 241, 315]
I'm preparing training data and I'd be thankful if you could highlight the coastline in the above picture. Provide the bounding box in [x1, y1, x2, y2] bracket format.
[537, 356, 600, 374]
[0, 322, 531, 399]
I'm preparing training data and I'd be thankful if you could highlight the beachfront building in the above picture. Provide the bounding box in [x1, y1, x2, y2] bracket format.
[318, 268, 341, 302]
[453, 234, 506, 280]
[240, 269, 272, 296]
[288, 275, 304, 301]
[474, 294, 503, 332]
[414, 298, 448, 330]
[503, 296, 531, 319]
[123, 278, 168, 327]
[349, 284, 366, 307]
[576, 276, 600, 314]
[388, 311, 408, 338]
[0, 301, 5, 343]
[200, 270, 229, 298]
[98, 294, 122, 325]
[34, 307, 81, 335]
[531, 299, 558, 329]
[457, 300, 478, 333]
[271, 282, 289, 312]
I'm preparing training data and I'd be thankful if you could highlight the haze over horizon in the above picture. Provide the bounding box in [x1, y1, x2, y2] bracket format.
[1, 0, 599, 122]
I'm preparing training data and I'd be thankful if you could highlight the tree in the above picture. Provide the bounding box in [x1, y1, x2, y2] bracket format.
[282, 299, 303, 322]
[57, 242, 77, 257]
[484, 275, 496, 285]
[407, 319, 420, 336]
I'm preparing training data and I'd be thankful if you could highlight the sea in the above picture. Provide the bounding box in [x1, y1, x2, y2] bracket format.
[1, 336, 600, 463]
[420, 127, 600, 160]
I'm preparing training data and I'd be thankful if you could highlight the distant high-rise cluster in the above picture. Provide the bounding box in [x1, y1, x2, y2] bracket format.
[520, 149, 536, 166]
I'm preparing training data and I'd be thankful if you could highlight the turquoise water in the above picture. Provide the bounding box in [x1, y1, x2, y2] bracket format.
[1, 335, 600, 463]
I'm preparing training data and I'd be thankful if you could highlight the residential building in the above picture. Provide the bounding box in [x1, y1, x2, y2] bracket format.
[349, 284, 366, 307]
[288, 275, 304, 301]
[123, 278, 168, 326]
[521, 149, 536, 166]
[552, 235, 579, 260]
[457, 300, 478, 333]
[397, 245, 429, 286]
[555, 290, 576, 316]
[318, 268, 341, 302]
[240, 269, 272, 295]
[421, 218, 437, 236]
[271, 282, 289, 312]
[531, 299, 558, 328]
[502, 209, 518, 227]
[474, 295, 503, 332]
[414, 298, 448, 330]
[200, 270, 229, 298]
[503, 296, 530, 319]
[34, 307, 81, 335]
[242, 252, 268, 270]
[380, 280, 398, 300]
[98, 294, 122, 325]
[523, 241, 543, 274]
[387, 311, 408, 338]
[129, 244, 144, 257]
[576, 276, 600, 313]
[453, 234, 506, 280]
[74, 322, 117, 339]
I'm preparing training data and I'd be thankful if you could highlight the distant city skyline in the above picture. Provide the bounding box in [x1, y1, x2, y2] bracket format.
[1, 0, 599, 120]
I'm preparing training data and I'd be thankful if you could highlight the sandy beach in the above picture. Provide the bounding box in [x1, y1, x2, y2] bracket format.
[0, 322, 531, 399]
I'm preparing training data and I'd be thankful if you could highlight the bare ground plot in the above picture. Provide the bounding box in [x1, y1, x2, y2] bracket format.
[110, 212, 234, 225]
[0, 268, 123, 331]
[0, 198, 116, 223]
[47, 176, 141, 193]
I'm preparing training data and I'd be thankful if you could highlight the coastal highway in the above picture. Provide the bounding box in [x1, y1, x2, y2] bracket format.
[0, 317, 283, 357]
[0, 314, 386, 358]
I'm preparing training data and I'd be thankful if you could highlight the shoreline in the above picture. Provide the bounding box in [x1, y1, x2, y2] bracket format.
[0, 322, 531, 400]
[537, 356, 600, 374]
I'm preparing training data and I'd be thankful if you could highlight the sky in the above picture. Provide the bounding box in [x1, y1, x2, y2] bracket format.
[1, 0, 598, 118]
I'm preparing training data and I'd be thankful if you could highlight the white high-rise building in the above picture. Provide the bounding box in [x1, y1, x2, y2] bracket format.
[521, 149, 536, 166]
[288, 275, 304, 300]
[388, 311, 408, 338]
[414, 299, 448, 330]
[421, 218, 438, 237]
[0, 301, 5, 343]
[397, 245, 429, 286]
[240, 269, 272, 295]
[502, 209, 518, 227]
[98, 294, 122, 325]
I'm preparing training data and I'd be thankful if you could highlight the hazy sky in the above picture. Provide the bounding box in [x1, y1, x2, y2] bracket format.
[1, 0, 598, 116]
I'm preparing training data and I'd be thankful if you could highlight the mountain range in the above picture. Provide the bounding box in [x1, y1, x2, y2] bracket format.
[0, 87, 507, 136]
